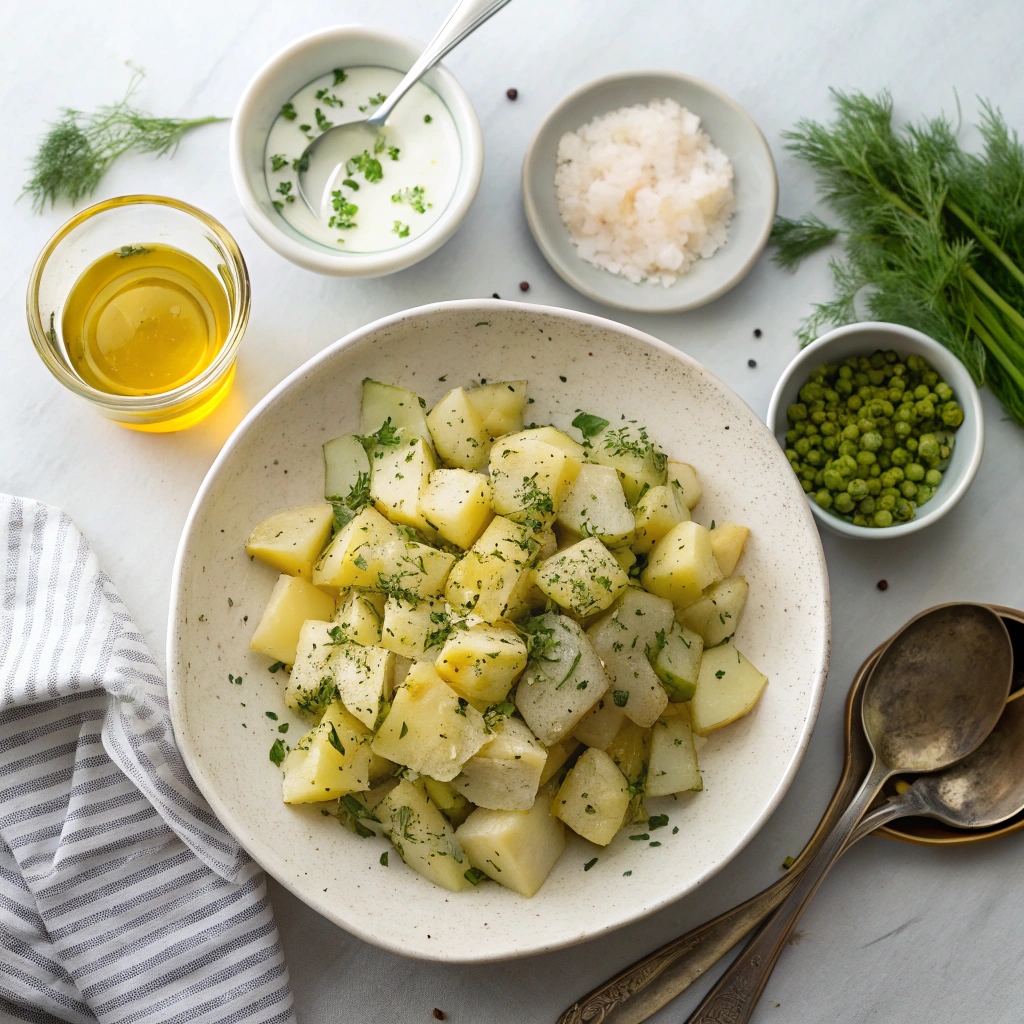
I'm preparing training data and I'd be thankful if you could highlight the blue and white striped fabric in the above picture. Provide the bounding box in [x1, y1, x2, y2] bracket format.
[0, 495, 295, 1024]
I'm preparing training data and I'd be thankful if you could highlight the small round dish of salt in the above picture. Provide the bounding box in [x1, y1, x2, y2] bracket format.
[522, 71, 777, 313]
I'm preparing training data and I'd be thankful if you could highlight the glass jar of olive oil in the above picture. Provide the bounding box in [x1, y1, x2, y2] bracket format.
[27, 195, 249, 432]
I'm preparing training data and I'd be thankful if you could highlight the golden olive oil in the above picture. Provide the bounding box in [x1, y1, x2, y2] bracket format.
[62, 244, 229, 396]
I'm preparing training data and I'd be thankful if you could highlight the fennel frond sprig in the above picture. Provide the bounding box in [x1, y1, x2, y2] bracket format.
[771, 88, 1024, 428]
[23, 68, 227, 212]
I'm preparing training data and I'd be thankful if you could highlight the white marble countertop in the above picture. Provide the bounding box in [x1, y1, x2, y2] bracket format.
[3, 1, 1024, 1021]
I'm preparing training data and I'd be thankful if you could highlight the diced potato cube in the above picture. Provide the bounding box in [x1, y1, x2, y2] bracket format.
[323, 434, 370, 503]
[361, 379, 432, 448]
[281, 702, 372, 803]
[641, 521, 723, 609]
[710, 523, 750, 577]
[489, 438, 577, 523]
[612, 547, 636, 574]
[369, 434, 436, 531]
[654, 623, 704, 702]
[501, 427, 587, 475]
[419, 469, 493, 549]
[678, 576, 749, 648]
[380, 596, 445, 662]
[445, 516, 539, 622]
[553, 748, 629, 846]
[632, 484, 690, 555]
[422, 778, 473, 827]
[572, 698, 627, 751]
[533, 538, 629, 617]
[515, 614, 610, 745]
[333, 591, 385, 646]
[284, 619, 340, 714]
[313, 507, 400, 591]
[426, 387, 490, 470]
[690, 645, 769, 736]
[606, 718, 650, 824]
[452, 717, 547, 810]
[586, 588, 674, 727]
[667, 461, 702, 509]
[246, 504, 335, 579]
[331, 642, 394, 729]
[377, 538, 455, 600]
[250, 574, 335, 664]
[377, 779, 470, 892]
[434, 625, 528, 704]
[587, 424, 668, 504]
[465, 380, 528, 439]
[371, 664, 488, 781]
[456, 793, 566, 897]
[557, 464, 635, 548]
[538, 738, 581, 786]
[647, 706, 702, 796]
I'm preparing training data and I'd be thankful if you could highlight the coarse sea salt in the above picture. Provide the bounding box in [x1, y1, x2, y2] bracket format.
[554, 98, 735, 286]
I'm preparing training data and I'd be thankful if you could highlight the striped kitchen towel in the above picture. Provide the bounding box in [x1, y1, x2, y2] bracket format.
[0, 495, 295, 1024]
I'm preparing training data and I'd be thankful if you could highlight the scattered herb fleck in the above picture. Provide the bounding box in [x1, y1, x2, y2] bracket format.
[583, 857, 598, 871]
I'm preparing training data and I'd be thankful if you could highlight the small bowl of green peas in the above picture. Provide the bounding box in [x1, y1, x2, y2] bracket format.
[767, 322, 983, 539]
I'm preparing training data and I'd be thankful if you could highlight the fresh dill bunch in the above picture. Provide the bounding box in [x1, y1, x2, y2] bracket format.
[23, 68, 227, 212]
[772, 89, 1024, 428]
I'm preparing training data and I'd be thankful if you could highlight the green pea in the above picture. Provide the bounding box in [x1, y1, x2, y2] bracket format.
[838, 440, 859, 458]
[894, 499, 915, 522]
[842, 424, 860, 441]
[941, 402, 964, 427]
[834, 492, 855, 514]
[847, 395, 863, 412]
[787, 403, 808, 422]
[806, 449, 824, 467]
[894, 421, 912, 439]
[799, 382, 824, 403]
[922, 370, 939, 387]
[900, 480, 919, 499]
[905, 437, 919, 453]
[914, 398, 935, 419]
[917, 435, 940, 460]
[880, 469, 902, 488]
[847, 478, 869, 499]
[924, 468, 943, 486]
[915, 484, 935, 505]
[822, 468, 845, 491]
[860, 431, 883, 452]
[801, 479, 814, 493]
[858, 496, 877, 515]
[795, 438, 811, 456]
[866, 477, 882, 495]
[913, 384, 930, 401]
[873, 509, 894, 527]
[905, 463, 925, 482]
[877, 494, 897, 512]
[815, 490, 833, 509]
[890, 447, 910, 466]
[856, 450, 877, 466]
[823, 435, 839, 452]
[935, 382, 953, 401]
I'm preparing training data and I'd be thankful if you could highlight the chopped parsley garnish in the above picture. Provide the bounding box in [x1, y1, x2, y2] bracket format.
[387, 146, 400, 161]
[571, 410, 609, 440]
[628, 833, 649, 841]
[648, 814, 669, 830]
[392, 220, 410, 238]
[423, 114, 433, 123]
[332, 68, 347, 86]
[583, 857, 598, 871]
[268, 661, 285, 674]
[454, 697, 469, 717]
[464, 867, 487, 885]
[715, 669, 726, 679]
[269, 154, 289, 172]
[357, 417, 403, 451]
[380, 851, 389, 866]
[329, 190, 359, 230]
[269, 739, 287, 766]
[314, 107, 333, 132]
[782, 855, 796, 870]
[118, 245, 151, 259]
[346, 150, 383, 183]
[280, 101, 297, 120]
[399, 721, 409, 739]
[265, 711, 279, 720]
[391, 185, 430, 214]
[327, 724, 346, 756]
[612, 689, 629, 707]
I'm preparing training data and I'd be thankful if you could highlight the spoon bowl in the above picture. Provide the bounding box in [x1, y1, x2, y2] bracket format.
[862, 603, 1013, 773]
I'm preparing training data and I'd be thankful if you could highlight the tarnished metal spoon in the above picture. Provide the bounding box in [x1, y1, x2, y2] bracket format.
[680, 602, 1013, 1024]
[296, 0, 512, 218]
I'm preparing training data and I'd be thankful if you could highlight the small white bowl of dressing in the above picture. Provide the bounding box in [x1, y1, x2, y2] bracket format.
[230, 27, 483, 277]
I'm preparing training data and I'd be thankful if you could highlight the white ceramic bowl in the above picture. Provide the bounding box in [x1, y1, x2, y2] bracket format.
[767, 322, 984, 540]
[230, 27, 483, 277]
[168, 300, 829, 962]
[522, 71, 778, 313]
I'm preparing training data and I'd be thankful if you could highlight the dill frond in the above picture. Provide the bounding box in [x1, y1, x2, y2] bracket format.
[770, 215, 841, 269]
[23, 68, 227, 212]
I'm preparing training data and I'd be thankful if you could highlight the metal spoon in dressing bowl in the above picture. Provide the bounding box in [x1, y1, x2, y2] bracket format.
[296, 0, 512, 218]
[681, 602, 1013, 1024]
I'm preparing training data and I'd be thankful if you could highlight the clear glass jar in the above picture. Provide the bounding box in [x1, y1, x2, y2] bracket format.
[26, 195, 250, 432]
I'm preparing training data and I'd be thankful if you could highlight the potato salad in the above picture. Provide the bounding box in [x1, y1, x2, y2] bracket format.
[244, 377, 767, 897]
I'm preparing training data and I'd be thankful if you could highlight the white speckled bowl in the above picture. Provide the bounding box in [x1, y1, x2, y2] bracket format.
[167, 300, 829, 962]
[767, 322, 984, 539]
[522, 71, 778, 313]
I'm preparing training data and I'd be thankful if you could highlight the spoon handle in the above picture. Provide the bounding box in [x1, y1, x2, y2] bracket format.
[681, 760, 891, 1024]
[367, 0, 514, 126]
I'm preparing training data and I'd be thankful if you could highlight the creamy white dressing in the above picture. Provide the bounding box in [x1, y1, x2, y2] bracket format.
[264, 67, 460, 253]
